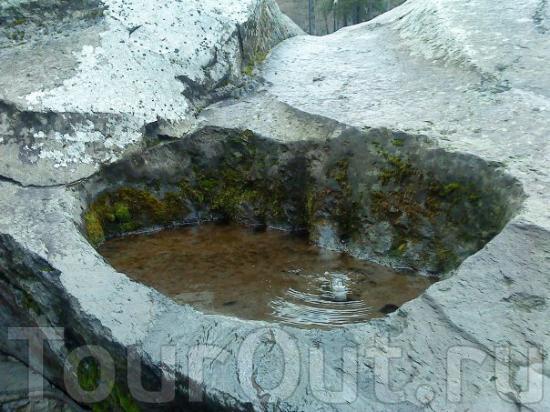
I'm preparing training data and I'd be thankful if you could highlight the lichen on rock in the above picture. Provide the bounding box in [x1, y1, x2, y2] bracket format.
[0, 0, 547, 410]
[82, 126, 522, 275]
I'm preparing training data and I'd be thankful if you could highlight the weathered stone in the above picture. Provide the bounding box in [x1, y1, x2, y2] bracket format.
[0, 353, 82, 412]
[0, 0, 301, 185]
[0, 0, 549, 410]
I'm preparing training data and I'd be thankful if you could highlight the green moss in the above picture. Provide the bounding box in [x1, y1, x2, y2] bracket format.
[397, 242, 407, 254]
[7, 29, 25, 41]
[76, 357, 140, 412]
[372, 188, 452, 269]
[211, 186, 246, 216]
[391, 138, 405, 147]
[305, 190, 317, 221]
[179, 180, 205, 204]
[84, 187, 191, 245]
[265, 184, 287, 219]
[119, 222, 138, 232]
[22, 290, 42, 315]
[241, 129, 255, 142]
[379, 154, 416, 184]
[163, 191, 187, 221]
[324, 159, 362, 239]
[440, 182, 462, 196]
[331, 159, 349, 187]
[371, 190, 430, 223]
[177, 134, 289, 224]
[111, 386, 140, 412]
[84, 211, 105, 246]
[433, 241, 459, 272]
[10, 17, 27, 27]
[243, 51, 268, 76]
[77, 358, 100, 392]
[84, 131, 300, 243]
[197, 177, 218, 193]
[115, 188, 167, 223]
[243, 64, 254, 77]
[114, 203, 131, 223]
[370, 147, 494, 272]
[205, 174, 284, 222]
[387, 234, 411, 258]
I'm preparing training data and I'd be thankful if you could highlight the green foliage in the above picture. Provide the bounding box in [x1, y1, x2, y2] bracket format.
[318, 0, 386, 22]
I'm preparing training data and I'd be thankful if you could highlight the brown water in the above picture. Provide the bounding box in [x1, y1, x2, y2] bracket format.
[99, 224, 436, 328]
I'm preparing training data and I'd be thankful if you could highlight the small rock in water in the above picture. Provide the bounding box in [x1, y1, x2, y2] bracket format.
[380, 304, 399, 314]
[287, 268, 303, 275]
[330, 277, 348, 302]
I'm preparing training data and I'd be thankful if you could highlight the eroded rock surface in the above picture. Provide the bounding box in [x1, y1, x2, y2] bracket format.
[0, 353, 82, 411]
[0, 0, 549, 411]
[80, 125, 523, 273]
[0, 0, 301, 185]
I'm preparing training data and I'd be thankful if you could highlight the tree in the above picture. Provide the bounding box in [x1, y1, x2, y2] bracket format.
[317, 0, 387, 32]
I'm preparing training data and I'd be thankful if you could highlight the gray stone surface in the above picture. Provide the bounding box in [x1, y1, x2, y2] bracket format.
[0, 353, 82, 411]
[261, 0, 550, 230]
[0, 0, 301, 185]
[0, 0, 549, 411]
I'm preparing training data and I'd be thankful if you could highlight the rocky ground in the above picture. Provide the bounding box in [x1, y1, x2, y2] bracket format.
[0, 0, 549, 411]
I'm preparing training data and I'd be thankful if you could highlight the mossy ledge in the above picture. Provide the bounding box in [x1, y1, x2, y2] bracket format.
[74, 355, 139, 412]
[84, 129, 307, 247]
[80, 127, 523, 274]
[84, 188, 190, 247]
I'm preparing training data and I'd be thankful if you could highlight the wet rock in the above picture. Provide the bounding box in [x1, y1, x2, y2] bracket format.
[0, 0, 549, 410]
[0, 0, 302, 186]
[0, 354, 82, 412]
[379, 304, 400, 315]
[79, 125, 521, 272]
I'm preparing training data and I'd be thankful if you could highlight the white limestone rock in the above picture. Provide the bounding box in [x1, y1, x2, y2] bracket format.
[0, 0, 549, 410]
[0, 0, 301, 185]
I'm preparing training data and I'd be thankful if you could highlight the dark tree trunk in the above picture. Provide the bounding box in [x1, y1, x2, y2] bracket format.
[354, 4, 361, 24]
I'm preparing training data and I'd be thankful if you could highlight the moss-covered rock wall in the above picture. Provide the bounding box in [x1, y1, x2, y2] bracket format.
[80, 127, 523, 274]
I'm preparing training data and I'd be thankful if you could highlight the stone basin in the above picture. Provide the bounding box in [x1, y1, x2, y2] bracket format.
[81, 126, 523, 274]
[0, 111, 527, 411]
[0, 0, 549, 409]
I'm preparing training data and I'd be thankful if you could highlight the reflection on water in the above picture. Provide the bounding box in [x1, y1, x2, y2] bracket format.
[99, 224, 436, 328]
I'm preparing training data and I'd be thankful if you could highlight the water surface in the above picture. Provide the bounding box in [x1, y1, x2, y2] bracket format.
[99, 224, 436, 328]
